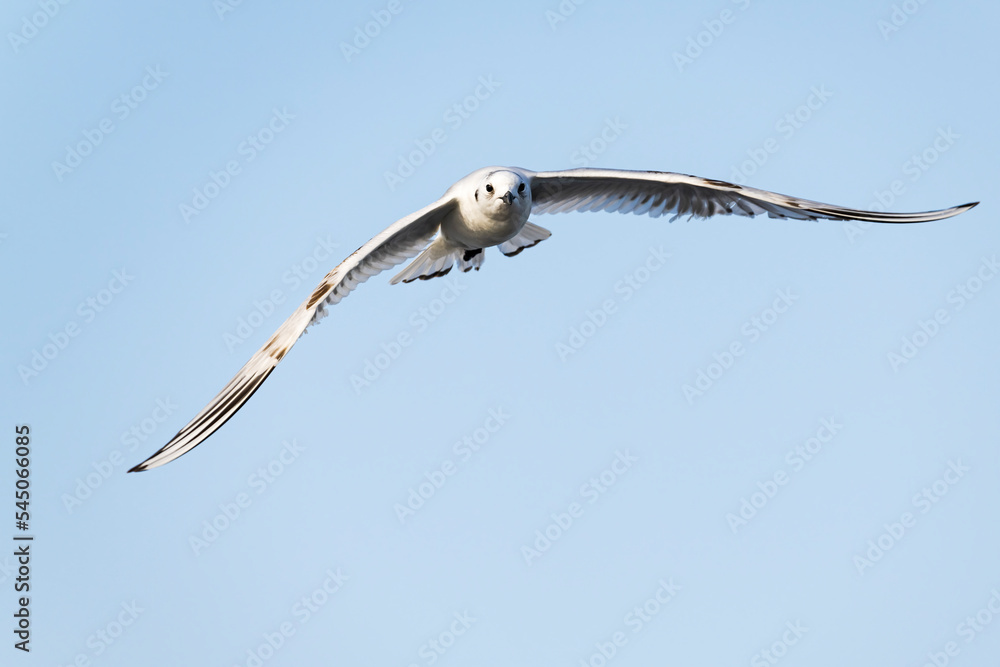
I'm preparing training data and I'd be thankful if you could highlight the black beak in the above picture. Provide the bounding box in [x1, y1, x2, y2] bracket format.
[501, 191, 514, 205]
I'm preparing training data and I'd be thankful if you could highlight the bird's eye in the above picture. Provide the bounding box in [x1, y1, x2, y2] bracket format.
[518, 183, 526, 194]
[485, 183, 493, 193]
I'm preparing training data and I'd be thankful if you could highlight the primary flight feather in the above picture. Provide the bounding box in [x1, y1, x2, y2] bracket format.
[129, 166, 977, 472]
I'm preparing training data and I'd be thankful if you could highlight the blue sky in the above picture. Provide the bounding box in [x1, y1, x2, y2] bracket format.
[2, 1, 998, 665]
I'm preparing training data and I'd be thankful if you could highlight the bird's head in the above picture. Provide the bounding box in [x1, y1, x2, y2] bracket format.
[475, 170, 530, 217]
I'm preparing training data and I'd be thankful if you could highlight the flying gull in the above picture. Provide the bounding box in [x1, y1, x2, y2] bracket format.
[129, 167, 977, 472]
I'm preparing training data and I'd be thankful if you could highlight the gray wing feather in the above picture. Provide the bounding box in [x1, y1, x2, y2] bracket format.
[527, 168, 977, 223]
[129, 197, 456, 472]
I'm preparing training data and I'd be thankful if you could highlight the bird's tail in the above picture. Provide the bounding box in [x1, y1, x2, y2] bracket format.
[498, 221, 552, 256]
[390, 221, 553, 284]
[389, 236, 462, 284]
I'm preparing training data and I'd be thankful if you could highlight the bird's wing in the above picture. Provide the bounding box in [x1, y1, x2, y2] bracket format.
[129, 196, 457, 472]
[526, 168, 977, 223]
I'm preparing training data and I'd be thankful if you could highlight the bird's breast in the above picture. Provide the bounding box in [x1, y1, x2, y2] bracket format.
[442, 202, 529, 249]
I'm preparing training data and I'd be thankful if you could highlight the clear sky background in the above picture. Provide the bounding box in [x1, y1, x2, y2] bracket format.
[2, 1, 998, 665]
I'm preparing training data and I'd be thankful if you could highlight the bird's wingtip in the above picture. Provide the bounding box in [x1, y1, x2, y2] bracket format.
[128, 458, 155, 473]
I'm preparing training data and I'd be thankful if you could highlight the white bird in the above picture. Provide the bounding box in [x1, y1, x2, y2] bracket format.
[129, 166, 977, 472]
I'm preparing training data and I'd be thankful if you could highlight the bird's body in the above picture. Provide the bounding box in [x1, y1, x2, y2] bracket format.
[441, 167, 532, 248]
[129, 166, 978, 472]
[389, 168, 540, 283]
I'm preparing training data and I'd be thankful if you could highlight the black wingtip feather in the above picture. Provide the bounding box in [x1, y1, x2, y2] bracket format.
[127, 367, 275, 473]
